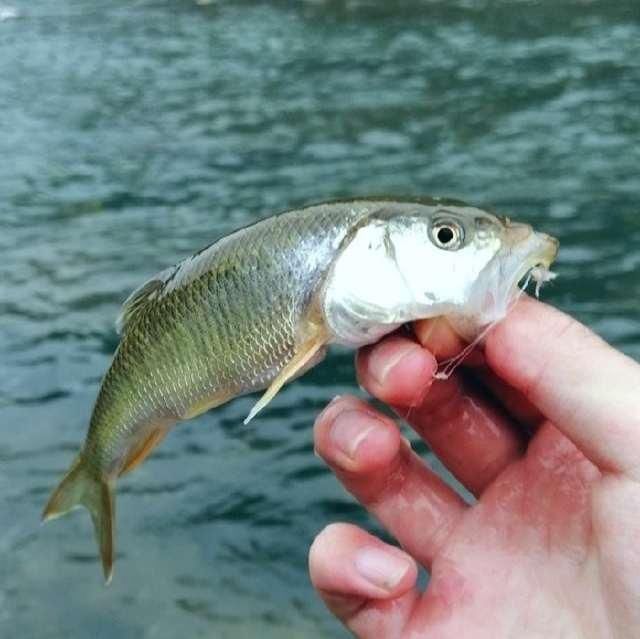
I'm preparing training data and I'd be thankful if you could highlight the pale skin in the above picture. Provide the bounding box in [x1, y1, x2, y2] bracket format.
[309, 297, 640, 638]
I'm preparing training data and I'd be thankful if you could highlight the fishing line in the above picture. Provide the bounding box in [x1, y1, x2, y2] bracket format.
[433, 268, 551, 380]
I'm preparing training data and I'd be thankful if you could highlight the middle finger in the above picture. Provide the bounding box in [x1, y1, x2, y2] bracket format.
[314, 396, 467, 568]
[357, 335, 524, 496]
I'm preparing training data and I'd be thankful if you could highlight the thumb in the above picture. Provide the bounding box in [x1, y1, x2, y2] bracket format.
[485, 297, 640, 479]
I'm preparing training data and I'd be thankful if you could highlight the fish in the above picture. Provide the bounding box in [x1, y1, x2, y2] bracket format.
[42, 197, 559, 582]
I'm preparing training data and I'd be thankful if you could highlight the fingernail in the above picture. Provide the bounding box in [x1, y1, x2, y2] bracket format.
[315, 395, 346, 427]
[329, 410, 380, 460]
[369, 345, 422, 386]
[355, 547, 412, 592]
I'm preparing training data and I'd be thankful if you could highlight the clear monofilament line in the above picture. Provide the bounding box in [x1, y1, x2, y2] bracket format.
[433, 271, 535, 380]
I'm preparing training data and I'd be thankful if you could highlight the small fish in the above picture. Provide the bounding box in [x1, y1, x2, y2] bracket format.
[42, 198, 559, 582]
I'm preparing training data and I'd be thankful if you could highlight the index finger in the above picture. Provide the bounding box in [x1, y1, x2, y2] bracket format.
[485, 297, 640, 479]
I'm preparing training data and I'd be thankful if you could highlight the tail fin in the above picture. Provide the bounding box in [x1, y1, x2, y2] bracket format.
[42, 455, 116, 584]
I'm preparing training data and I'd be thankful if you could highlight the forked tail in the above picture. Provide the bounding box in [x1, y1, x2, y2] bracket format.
[42, 455, 115, 584]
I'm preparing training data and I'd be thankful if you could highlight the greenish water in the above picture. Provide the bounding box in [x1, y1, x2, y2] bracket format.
[1, 1, 639, 637]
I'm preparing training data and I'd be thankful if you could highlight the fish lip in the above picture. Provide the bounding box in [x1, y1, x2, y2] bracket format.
[507, 230, 559, 297]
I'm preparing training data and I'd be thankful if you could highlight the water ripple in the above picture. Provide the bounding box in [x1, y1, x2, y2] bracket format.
[1, 3, 638, 638]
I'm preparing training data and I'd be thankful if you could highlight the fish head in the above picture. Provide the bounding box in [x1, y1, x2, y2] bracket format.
[322, 200, 558, 346]
[386, 203, 559, 339]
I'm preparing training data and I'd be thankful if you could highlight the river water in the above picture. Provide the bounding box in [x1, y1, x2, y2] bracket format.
[1, 1, 639, 637]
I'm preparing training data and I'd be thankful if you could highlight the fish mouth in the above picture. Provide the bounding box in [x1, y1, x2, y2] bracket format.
[461, 223, 559, 331]
[504, 224, 559, 300]
[445, 221, 559, 343]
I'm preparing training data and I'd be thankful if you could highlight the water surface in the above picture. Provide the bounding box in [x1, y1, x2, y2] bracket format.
[1, 1, 639, 637]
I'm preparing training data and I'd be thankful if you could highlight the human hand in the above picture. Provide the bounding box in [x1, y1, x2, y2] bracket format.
[310, 297, 640, 638]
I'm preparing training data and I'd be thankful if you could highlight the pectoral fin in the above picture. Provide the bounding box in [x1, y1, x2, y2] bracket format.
[244, 332, 327, 425]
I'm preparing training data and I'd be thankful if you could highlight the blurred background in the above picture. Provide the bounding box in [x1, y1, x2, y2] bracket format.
[1, 1, 639, 637]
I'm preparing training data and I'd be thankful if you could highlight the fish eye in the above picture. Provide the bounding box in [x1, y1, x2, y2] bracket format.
[430, 220, 464, 250]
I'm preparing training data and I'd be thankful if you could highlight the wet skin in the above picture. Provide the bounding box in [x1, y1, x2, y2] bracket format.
[310, 297, 640, 638]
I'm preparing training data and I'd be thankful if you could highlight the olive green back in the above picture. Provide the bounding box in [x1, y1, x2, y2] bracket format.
[84, 202, 370, 472]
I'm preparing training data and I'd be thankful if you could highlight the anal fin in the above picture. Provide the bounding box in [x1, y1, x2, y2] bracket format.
[119, 426, 169, 476]
[244, 332, 327, 425]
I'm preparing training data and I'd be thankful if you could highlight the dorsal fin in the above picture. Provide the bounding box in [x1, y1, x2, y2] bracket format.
[115, 237, 227, 336]
[115, 277, 165, 335]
